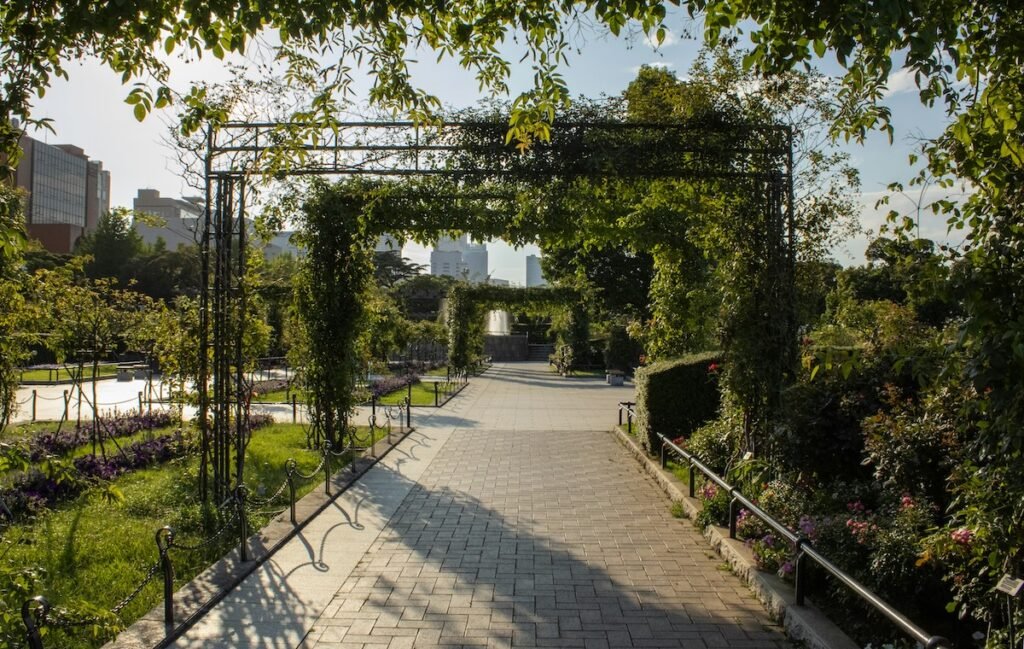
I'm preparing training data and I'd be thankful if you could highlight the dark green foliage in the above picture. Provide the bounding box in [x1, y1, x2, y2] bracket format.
[603, 325, 636, 373]
[634, 352, 722, 456]
[293, 182, 374, 447]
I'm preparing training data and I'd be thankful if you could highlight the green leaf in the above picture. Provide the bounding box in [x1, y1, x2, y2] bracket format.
[133, 103, 147, 122]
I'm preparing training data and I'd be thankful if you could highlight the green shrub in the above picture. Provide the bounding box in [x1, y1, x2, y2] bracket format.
[634, 352, 722, 455]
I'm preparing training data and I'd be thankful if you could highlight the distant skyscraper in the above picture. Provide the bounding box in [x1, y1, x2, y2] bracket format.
[430, 234, 488, 282]
[12, 134, 110, 253]
[526, 254, 546, 287]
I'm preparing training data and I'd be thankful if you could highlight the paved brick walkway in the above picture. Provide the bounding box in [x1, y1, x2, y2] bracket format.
[303, 382, 788, 647]
[167, 362, 788, 649]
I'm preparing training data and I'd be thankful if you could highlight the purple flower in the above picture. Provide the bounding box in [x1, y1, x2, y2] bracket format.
[780, 561, 795, 575]
[798, 515, 816, 538]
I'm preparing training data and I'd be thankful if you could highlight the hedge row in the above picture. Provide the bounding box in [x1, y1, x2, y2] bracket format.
[634, 351, 723, 455]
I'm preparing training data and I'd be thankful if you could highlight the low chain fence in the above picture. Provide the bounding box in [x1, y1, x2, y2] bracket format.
[16, 399, 413, 649]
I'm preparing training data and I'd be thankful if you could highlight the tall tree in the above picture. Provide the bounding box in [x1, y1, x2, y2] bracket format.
[75, 209, 144, 280]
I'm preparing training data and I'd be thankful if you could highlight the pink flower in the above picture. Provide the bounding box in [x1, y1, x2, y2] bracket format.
[900, 494, 915, 510]
[846, 500, 866, 514]
[699, 483, 719, 501]
[846, 519, 876, 544]
[951, 527, 974, 546]
[708, 362, 720, 374]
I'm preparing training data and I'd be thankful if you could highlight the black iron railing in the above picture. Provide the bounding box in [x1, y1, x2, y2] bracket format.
[617, 401, 952, 649]
[651, 426, 953, 649]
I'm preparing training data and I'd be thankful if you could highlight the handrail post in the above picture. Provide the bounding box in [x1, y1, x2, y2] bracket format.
[323, 441, 332, 496]
[235, 485, 249, 562]
[627, 409, 633, 436]
[156, 526, 175, 626]
[728, 495, 739, 539]
[795, 546, 808, 606]
[660, 439, 667, 469]
[618, 404, 623, 426]
[688, 460, 695, 498]
[32, 389, 37, 421]
[285, 459, 297, 525]
[21, 596, 49, 649]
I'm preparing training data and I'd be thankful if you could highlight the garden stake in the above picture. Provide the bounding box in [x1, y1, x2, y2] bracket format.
[21, 595, 48, 649]
[235, 485, 248, 562]
[285, 459, 297, 524]
[156, 526, 175, 626]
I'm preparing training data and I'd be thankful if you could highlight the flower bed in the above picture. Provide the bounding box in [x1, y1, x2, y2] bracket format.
[368, 374, 420, 400]
[28, 411, 175, 460]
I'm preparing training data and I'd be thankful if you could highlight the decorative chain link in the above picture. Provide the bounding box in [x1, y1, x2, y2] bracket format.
[168, 508, 238, 552]
[246, 478, 290, 508]
[110, 561, 162, 615]
[292, 454, 326, 480]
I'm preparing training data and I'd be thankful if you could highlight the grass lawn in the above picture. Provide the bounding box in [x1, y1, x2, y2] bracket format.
[377, 381, 462, 406]
[20, 365, 120, 382]
[423, 365, 449, 377]
[0, 423, 381, 649]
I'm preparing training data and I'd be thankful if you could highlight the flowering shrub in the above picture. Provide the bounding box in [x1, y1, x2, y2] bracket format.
[28, 410, 175, 460]
[251, 379, 290, 396]
[367, 374, 420, 400]
[695, 482, 731, 528]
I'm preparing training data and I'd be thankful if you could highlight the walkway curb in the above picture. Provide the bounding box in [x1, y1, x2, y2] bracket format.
[612, 426, 859, 649]
[102, 426, 417, 649]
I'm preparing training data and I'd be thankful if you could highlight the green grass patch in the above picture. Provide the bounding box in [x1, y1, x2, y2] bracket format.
[377, 381, 445, 406]
[0, 423, 381, 649]
[20, 365, 120, 382]
[423, 365, 449, 377]
[252, 387, 307, 403]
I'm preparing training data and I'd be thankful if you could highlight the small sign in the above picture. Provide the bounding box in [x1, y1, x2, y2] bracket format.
[995, 574, 1024, 596]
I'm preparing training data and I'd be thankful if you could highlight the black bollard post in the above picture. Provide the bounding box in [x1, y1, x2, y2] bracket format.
[156, 526, 175, 626]
[292, 394, 297, 423]
[31, 390, 37, 421]
[235, 486, 249, 562]
[21, 596, 49, 649]
[434, 382, 439, 407]
[285, 459, 297, 525]
[323, 441, 332, 496]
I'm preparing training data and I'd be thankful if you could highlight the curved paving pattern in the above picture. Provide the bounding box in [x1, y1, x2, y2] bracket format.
[167, 363, 789, 649]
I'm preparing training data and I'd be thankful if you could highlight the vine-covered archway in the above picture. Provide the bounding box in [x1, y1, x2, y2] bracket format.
[198, 114, 794, 500]
[444, 284, 580, 372]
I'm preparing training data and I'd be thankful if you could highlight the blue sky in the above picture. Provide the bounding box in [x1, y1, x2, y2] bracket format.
[28, 15, 964, 280]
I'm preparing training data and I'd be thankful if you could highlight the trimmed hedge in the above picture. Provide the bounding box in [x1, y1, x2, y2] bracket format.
[634, 352, 723, 455]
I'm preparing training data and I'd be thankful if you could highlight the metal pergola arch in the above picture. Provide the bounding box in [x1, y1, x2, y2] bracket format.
[199, 118, 794, 501]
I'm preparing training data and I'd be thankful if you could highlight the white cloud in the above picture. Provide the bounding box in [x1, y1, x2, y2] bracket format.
[643, 29, 678, 50]
[883, 68, 918, 98]
[629, 61, 676, 75]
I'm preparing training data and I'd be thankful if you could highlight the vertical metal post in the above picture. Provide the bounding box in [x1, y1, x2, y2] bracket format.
[407, 380, 412, 405]
[286, 459, 297, 525]
[405, 397, 411, 429]
[618, 405, 623, 426]
[795, 550, 807, 606]
[21, 596, 49, 649]
[235, 485, 248, 562]
[728, 496, 738, 539]
[292, 394, 297, 423]
[199, 125, 213, 502]
[63, 389, 69, 420]
[234, 178, 247, 489]
[138, 391, 144, 413]
[660, 440, 667, 469]
[156, 527, 174, 626]
[371, 394, 376, 420]
[323, 441, 332, 495]
[31, 390, 36, 421]
[627, 410, 633, 436]
[688, 461, 695, 498]
[434, 382, 439, 407]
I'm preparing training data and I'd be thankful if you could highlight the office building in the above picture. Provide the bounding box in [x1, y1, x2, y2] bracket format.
[12, 134, 110, 253]
[430, 235, 488, 283]
[526, 254, 546, 287]
[132, 189, 203, 249]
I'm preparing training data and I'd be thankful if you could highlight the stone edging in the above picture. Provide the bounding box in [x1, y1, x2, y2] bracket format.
[103, 426, 417, 649]
[612, 426, 859, 649]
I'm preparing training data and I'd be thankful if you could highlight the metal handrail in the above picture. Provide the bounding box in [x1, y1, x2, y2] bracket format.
[653, 431, 953, 649]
